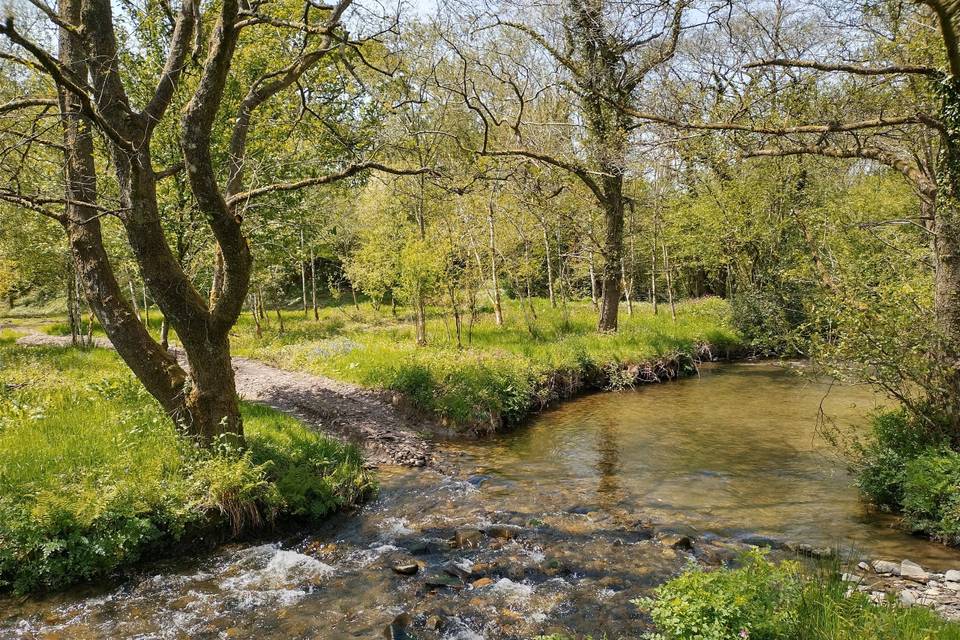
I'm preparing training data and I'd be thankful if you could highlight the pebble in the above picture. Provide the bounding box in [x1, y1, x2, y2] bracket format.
[946, 570, 960, 582]
[391, 562, 419, 576]
[900, 590, 917, 606]
[657, 533, 694, 551]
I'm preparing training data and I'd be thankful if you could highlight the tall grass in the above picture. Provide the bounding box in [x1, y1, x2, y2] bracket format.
[0, 339, 374, 593]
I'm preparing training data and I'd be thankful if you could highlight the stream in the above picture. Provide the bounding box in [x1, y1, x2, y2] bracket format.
[4, 362, 960, 639]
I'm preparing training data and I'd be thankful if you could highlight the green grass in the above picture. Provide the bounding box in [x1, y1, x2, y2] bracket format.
[229, 296, 742, 431]
[8, 296, 742, 431]
[639, 549, 960, 640]
[0, 334, 374, 593]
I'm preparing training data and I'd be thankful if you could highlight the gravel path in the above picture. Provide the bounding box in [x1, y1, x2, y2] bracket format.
[15, 332, 435, 468]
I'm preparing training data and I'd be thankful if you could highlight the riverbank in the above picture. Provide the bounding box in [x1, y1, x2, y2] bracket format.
[0, 332, 375, 594]
[227, 296, 743, 434]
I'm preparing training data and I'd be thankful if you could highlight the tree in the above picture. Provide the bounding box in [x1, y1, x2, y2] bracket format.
[436, 0, 724, 331]
[0, 0, 427, 445]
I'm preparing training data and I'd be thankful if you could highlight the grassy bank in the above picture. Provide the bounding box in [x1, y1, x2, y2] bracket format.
[228, 297, 741, 432]
[638, 550, 960, 640]
[0, 331, 374, 593]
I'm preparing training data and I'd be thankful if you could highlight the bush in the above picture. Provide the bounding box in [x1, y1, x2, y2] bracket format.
[730, 288, 797, 356]
[856, 409, 946, 510]
[901, 450, 960, 543]
[855, 408, 960, 542]
[639, 550, 960, 640]
[637, 550, 803, 640]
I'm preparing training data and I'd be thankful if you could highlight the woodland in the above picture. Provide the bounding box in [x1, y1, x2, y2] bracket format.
[3, 1, 960, 638]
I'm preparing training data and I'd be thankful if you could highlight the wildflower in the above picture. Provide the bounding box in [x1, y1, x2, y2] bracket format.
[739, 629, 750, 639]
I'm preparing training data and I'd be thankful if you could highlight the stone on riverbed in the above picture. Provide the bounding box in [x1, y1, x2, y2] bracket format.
[382, 613, 412, 639]
[391, 561, 419, 576]
[900, 560, 929, 582]
[657, 532, 694, 551]
[872, 560, 900, 575]
[455, 528, 484, 548]
[946, 569, 960, 582]
[485, 524, 523, 539]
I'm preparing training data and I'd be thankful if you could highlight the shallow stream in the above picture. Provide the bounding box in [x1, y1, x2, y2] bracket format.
[4, 363, 960, 639]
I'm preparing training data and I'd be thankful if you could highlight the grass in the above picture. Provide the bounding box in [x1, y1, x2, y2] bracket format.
[0, 332, 374, 593]
[20, 295, 740, 431]
[639, 549, 960, 640]
[227, 296, 742, 431]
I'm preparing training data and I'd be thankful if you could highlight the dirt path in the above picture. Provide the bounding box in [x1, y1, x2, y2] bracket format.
[14, 332, 435, 468]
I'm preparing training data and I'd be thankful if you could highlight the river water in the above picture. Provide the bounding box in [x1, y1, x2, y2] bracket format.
[3, 363, 960, 639]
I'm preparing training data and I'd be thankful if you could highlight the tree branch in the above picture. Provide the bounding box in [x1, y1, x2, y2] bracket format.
[744, 57, 940, 77]
[0, 17, 135, 152]
[226, 162, 435, 206]
[144, 0, 196, 128]
[746, 144, 937, 196]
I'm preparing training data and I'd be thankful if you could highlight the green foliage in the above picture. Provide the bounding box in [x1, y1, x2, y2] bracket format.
[639, 550, 960, 640]
[901, 450, 960, 543]
[856, 409, 948, 510]
[637, 550, 803, 640]
[854, 409, 960, 542]
[0, 342, 372, 593]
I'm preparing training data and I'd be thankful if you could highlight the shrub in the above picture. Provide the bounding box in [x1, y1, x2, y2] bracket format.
[640, 550, 960, 640]
[637, 549, 803, 640]
[901, 450, 960, 543]
[856, 409, 945, 510]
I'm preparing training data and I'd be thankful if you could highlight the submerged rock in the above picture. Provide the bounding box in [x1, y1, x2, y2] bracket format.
[392, 562, 419, 576]
[656, 532, 694, 551]
[382, 613, 412, 639]
[486, 524, 522, 540]
[443, 559, 474, 580]
[424, 571, 461, 588]
[455, 528, 484, 548]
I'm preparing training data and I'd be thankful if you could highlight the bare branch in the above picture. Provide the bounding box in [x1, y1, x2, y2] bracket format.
[226, 162, 435, 206]
[744, 57, 940, 77]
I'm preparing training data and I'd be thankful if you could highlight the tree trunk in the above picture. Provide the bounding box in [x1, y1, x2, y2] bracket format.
[588, 251, 599, 310]
[542, 223, 556, 307]
[487, 195, 504, 327]
[622, 258, 633, 316]
[661, 228, 677, 322]
[300, 226, 308, 317]
[597, 188, 624, 332]
[310, 245, 318, 320]
[160, 317, 170, 351]
[415, 297, 427, 346]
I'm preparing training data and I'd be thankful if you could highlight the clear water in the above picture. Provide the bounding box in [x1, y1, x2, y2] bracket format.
[3, 362, 958, 639]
